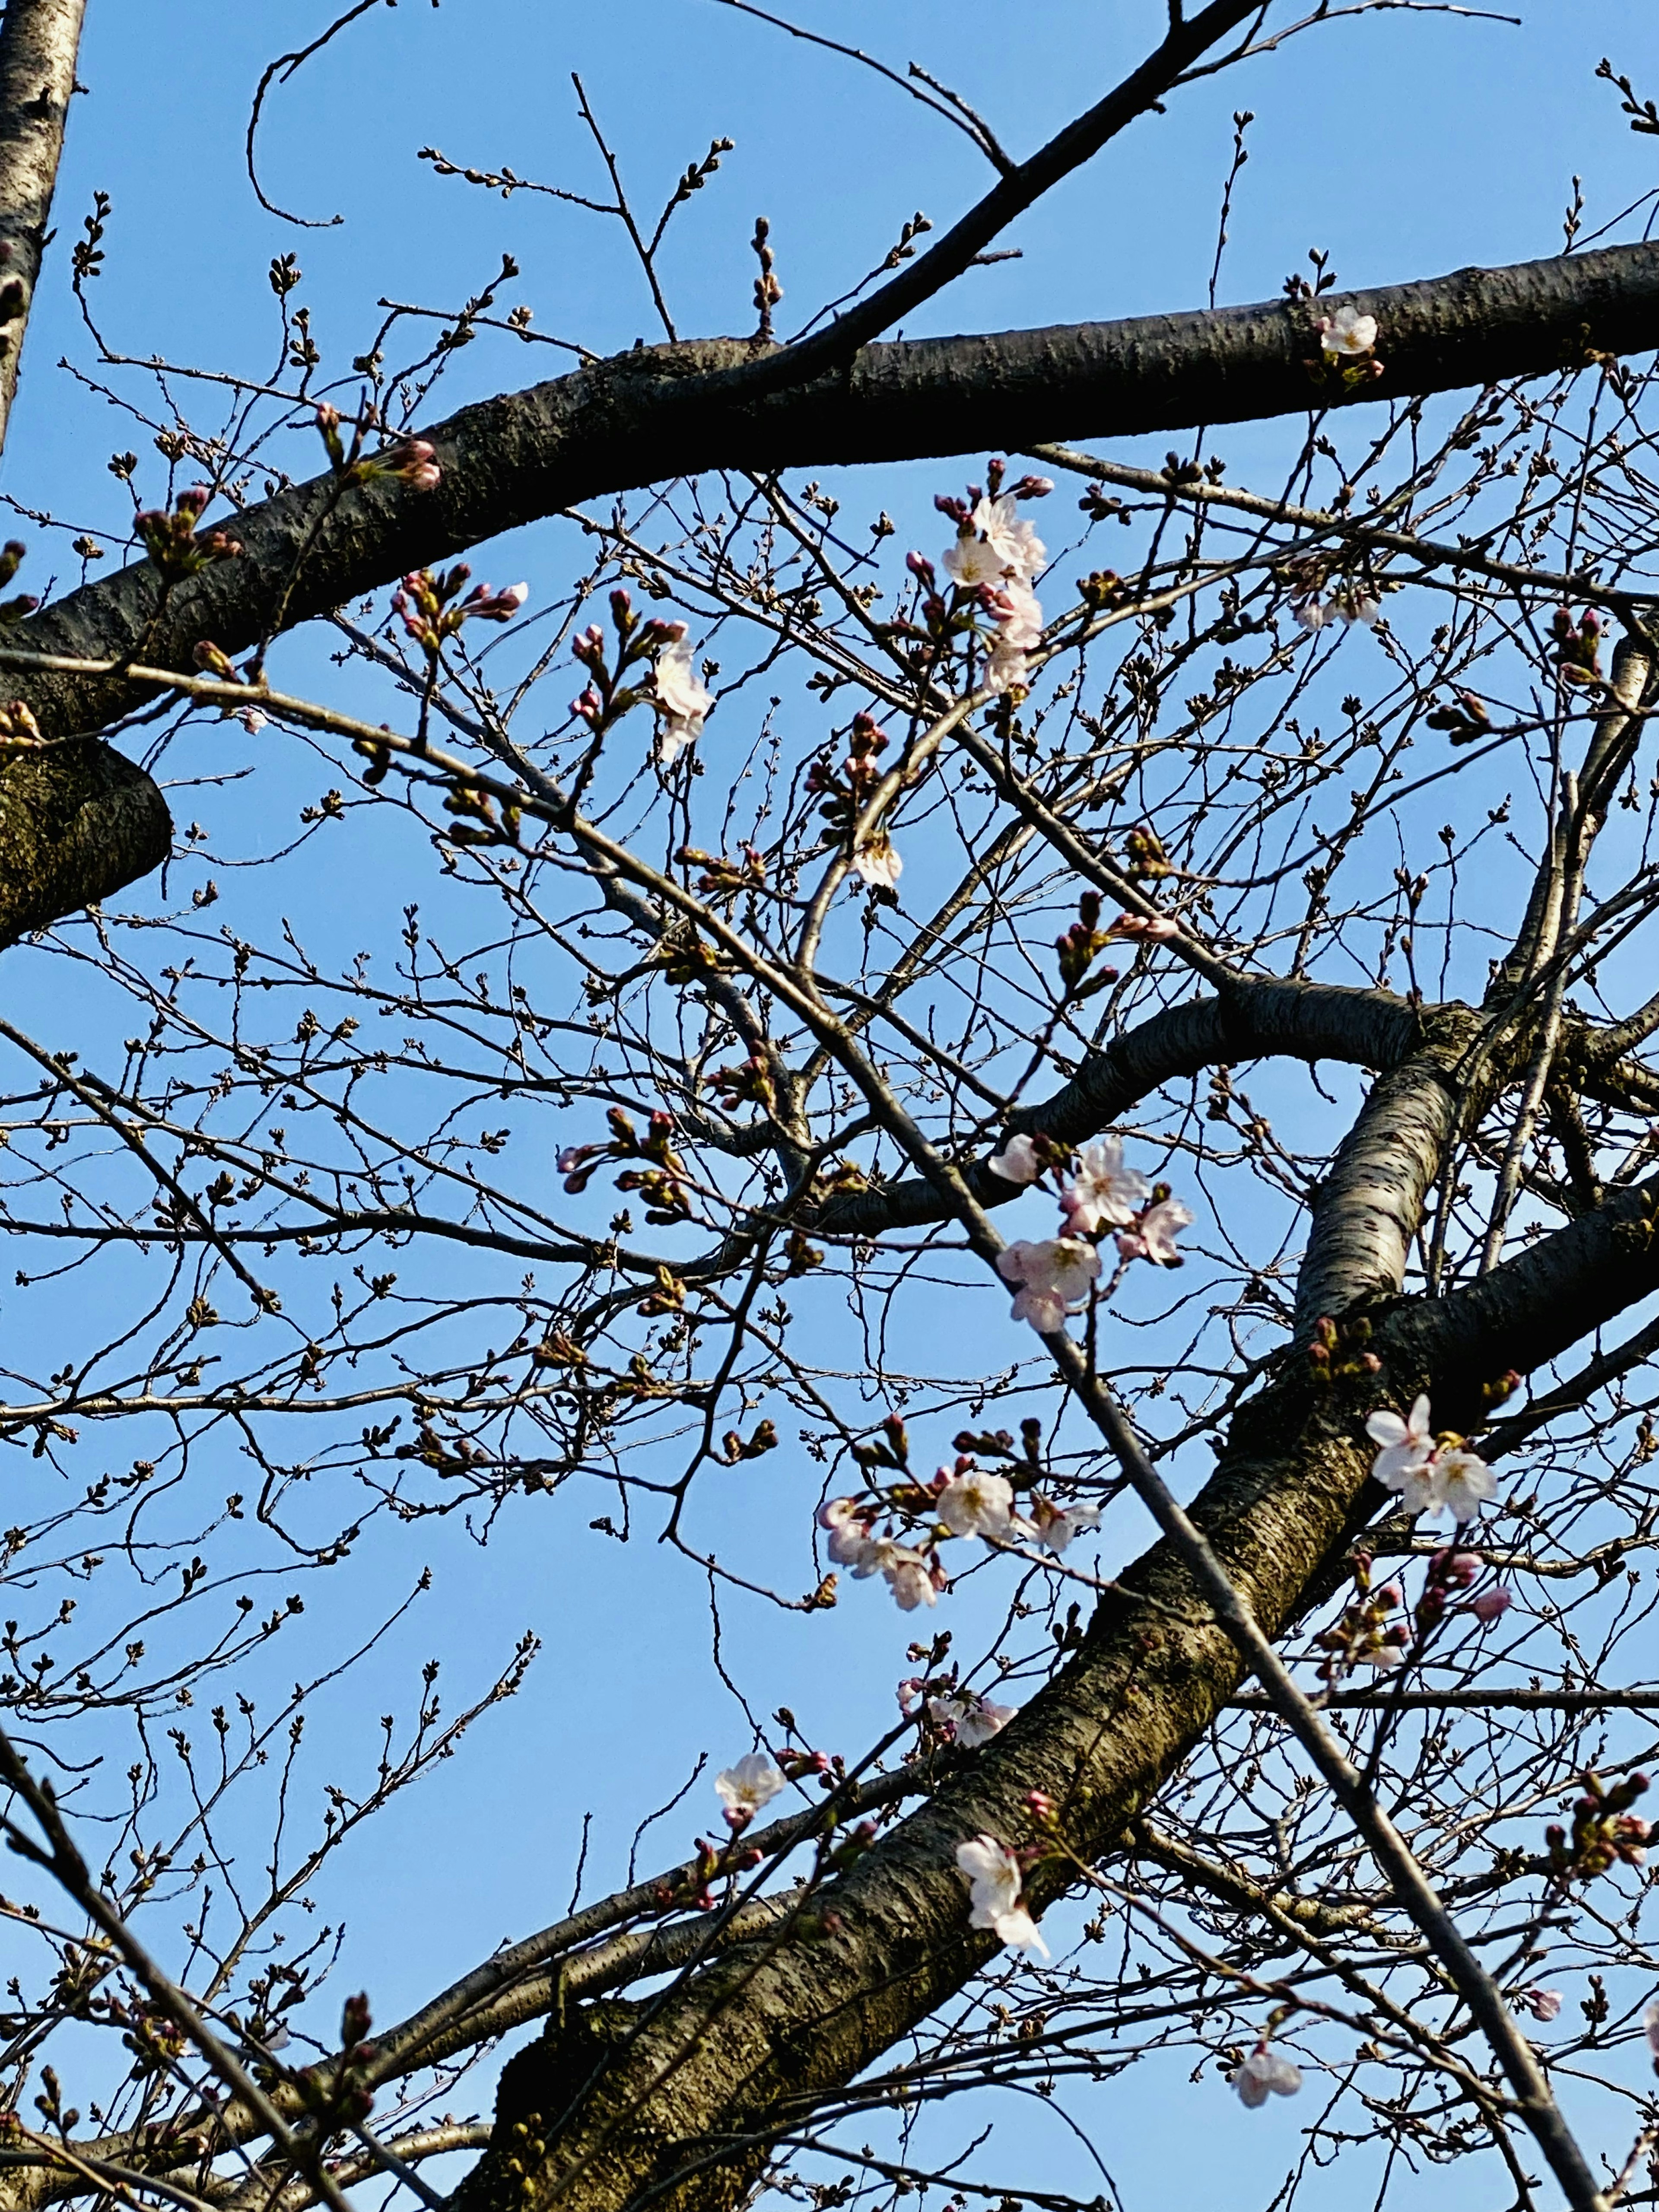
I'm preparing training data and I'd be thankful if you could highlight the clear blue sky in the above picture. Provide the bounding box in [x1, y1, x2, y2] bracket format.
[3, 4, 1658, 2206]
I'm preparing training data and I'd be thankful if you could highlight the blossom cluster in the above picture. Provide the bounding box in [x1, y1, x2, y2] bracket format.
[903, 458, 1052, 697]
[987, 1130, 1193, 1332]
[807, 712, 901, 890]
[1365, 1395, 1494, 1522]
[816, 1413, 1102, 1613]
[392, 563, 527, 658]
[1315, 1543, 1510, 1682]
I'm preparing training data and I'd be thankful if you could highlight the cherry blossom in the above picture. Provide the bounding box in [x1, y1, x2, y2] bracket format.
[988, 1132, 1043, 1186]
[986, 575, 1044, 695]
[1115, 1195, 1193, 1266]
[714, 1751, 785, 1822]
[1471, 1585, 1513, 1624]
[1229, 2044, 1303, 2106]
[1109, 912, 1180, 943]
[1366, 1395, 1435, 1490]
[928, 1691, 1015, 1747]
[1365, 1398, 1494, 1522]
[955, 1833, 1049, 1956]
[1645, 2000, 1659, 2057]
[1059, 1136, 1149, 1236]
[1434, 1445, 1495, 1524]
[817, 1497, 875, 1567]
[1319, 305, 1378, 356]
[852, 831, 902, 891]
[938, 1467, 1015, 1541]
[887, 1554, 938, 1611]
[1294, 592, 1331, 632]
[653, 629, 712, 765]
[944, 492, 1047, 588]
[995, 1236, 1101, 1332]
[1025, 1492, 1100, 1555]
[1516, 1986, 1563, 2023]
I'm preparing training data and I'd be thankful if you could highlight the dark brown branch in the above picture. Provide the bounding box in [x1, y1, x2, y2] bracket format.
[12, 238, 1659, 752]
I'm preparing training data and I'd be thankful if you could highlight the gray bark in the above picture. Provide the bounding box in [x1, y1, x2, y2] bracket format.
[0, 0, 84, 454]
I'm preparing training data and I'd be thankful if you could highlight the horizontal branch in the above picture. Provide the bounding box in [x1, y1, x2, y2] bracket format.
[13, 239, 1659, 751]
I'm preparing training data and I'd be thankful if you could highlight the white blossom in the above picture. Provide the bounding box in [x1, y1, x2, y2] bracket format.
[1294, 593, 1331, 632]
[653, 630, 712, 764]
[928, 1691, 1015, 1747]
[988, 1132, 1043, 1186]
[1025, 1492, 1101, 1555]
[852, 831, 902, 891]
[938, 1467, 1015, 1541]
[1059, 1136, 1149, 1236]
[942, 528, 1008, 590]
[995, 1236, 1101, 1332]
[1433, 1445, 1495, 1524]
[944, 493, 1047, 588]
[1366, 1398, 1494, 1523]
[1115, 1195, 1193, 1267]
[1229, 2044, 1303, 2107]
[886, 1552, 938, 1611]
[986, 575, 1044, 694]
[955, 1833, 1049, 1956]
[1319, 305, 1378, 356]
[714, 1751, 785, 1820]
[1366, 1395, 1435, 1491]
[1338, 589, 1381, 627]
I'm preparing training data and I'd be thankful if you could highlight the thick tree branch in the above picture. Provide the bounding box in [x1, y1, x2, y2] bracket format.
[0, 0, 84, 455]
[11, 239, 1659, 753]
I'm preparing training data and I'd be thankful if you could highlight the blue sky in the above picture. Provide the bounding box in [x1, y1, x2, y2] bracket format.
[3, 4, 1659, 2207]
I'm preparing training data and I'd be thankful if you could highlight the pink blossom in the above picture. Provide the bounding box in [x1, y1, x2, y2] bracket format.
[988, 1132, 1043, 1186]
[1230, 2044, 1302, 2107]
[1471, 1586, 1513, 1624]
[1058, 1135, 1149, 1236]
[995, 1236, 1101, 1332]
[1516, 1986, 1562, 2023]
[1109, 912, 1179, 943]
[1115, 1195, 1193, 1267]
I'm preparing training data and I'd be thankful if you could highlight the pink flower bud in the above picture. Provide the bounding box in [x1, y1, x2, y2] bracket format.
[1471, 1587, 1512, 1624]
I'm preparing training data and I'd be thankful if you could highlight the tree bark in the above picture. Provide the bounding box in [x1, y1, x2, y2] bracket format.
[452, 1129, 1659, 2212]
[0, 0, 85, 454]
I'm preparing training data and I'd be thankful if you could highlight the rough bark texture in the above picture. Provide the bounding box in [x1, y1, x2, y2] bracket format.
[0, 0, 84, 451]
[0, 737, 169, 945]
[448, 1130, 1659, 2212]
